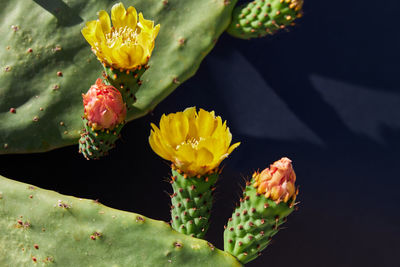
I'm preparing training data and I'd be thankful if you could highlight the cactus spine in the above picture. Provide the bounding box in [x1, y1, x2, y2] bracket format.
[224, 157, 299, 264]
[170, 167, 219, 238]
[227, 0, 304, 39]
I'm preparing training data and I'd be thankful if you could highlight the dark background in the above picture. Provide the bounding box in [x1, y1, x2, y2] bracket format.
[1, 0, 400, 266]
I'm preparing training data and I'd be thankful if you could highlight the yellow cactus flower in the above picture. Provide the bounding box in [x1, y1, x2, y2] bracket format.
[253, 157, 297, 203]
[149, 107, 240, 177]
[81, 2, 160, 70]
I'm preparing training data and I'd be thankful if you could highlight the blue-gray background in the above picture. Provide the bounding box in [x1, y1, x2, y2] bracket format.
[1, 0, 399, 266]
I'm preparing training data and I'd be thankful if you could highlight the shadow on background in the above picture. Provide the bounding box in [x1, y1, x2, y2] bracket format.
[33, 0, 83, 26]
[1, 0, 400, 266]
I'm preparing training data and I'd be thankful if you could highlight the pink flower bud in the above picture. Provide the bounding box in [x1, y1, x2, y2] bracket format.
[253, 157, 297, 203]
[82, 78, 126, 130]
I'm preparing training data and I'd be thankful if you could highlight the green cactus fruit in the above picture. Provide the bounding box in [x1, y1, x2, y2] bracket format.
[170, 168, 219, 239]
[0, 0, 238, 154]
[78, 119, 124, 160]
[103, 63, 147, 110]
[224, 158, 298, 264]
[227, 0, 304, 39]
[0, 175, 242, 267]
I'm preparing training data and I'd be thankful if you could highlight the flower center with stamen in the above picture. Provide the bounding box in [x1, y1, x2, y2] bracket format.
[176, 138, 203, 150]
[105, 26, 139, 47]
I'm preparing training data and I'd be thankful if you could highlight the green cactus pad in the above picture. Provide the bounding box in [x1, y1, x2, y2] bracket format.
[227, 0, 303, 39]
[0, 175, 242, 267]
[223, 180, 295, 264]
[78, 119, 124, 160]
[0, 0, 238, 154]
[170, 169, 219, 239]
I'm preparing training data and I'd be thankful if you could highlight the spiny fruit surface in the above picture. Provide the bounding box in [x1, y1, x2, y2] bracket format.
[79, 119, 123, 160]
[0, 0, 238, 154]
[0, 175, 242, 267]
[103, 65, 146, 110]
[170, 169, 218, 239]
[227, 0, 303, 39]
[223, 181, 295, 264]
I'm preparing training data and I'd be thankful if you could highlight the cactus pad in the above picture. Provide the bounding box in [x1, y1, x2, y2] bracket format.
[0, 175, 242, 267]
[227, 0, 303, 39]
[0, 0, 237, 154]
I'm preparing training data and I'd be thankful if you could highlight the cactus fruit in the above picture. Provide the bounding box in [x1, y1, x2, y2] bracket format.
[169, 168, 219, 238]
[79, 119, 124, 160]
[227, 0, 304, 39]
[0, 0, 238, 154]
[149, 107, 240, 237]
[0, 175, 242, 267]
[103, 65, 146, 109]
[224, 157, 299, 264]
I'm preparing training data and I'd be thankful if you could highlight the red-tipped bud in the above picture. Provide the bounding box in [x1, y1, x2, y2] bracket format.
[253, 157, 296, 202]
[82, 78, 126, 130]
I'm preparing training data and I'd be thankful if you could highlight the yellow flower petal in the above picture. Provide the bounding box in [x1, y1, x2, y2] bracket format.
[149, 130, 171, 161]
[81, 20, 99, 47]
[227, 142, 241, 155]
[98, 10, 111, 34]
[195, 148, 214, 168]
[94, 20, 106, 44]
[196, 109, 216, 138]
[175, 143, 196, 165]
[159, 114, 176, 147]
[169, 112, 189, 146]
[111, 2, 126, 29]
[138, 12, 154, 32]
[153, 24, 161, 38]
[125, 6, 138, 29]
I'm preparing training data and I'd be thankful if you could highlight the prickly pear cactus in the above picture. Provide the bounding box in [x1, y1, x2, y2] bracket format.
[227, 0, 303, 39]
[224, 157, 299, 264]
[0, 175, 242, 267]
[0, 0, 238, 154]
[224, 182, 294, 263]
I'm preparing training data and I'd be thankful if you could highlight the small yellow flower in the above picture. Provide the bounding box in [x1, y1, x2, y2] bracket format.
[81, 2, 160, 70]
[149, 107, 240, 177]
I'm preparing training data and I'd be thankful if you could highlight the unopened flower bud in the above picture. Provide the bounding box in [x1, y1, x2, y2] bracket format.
[82, 78, 126, 130]
[253, 157, 296, 202]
